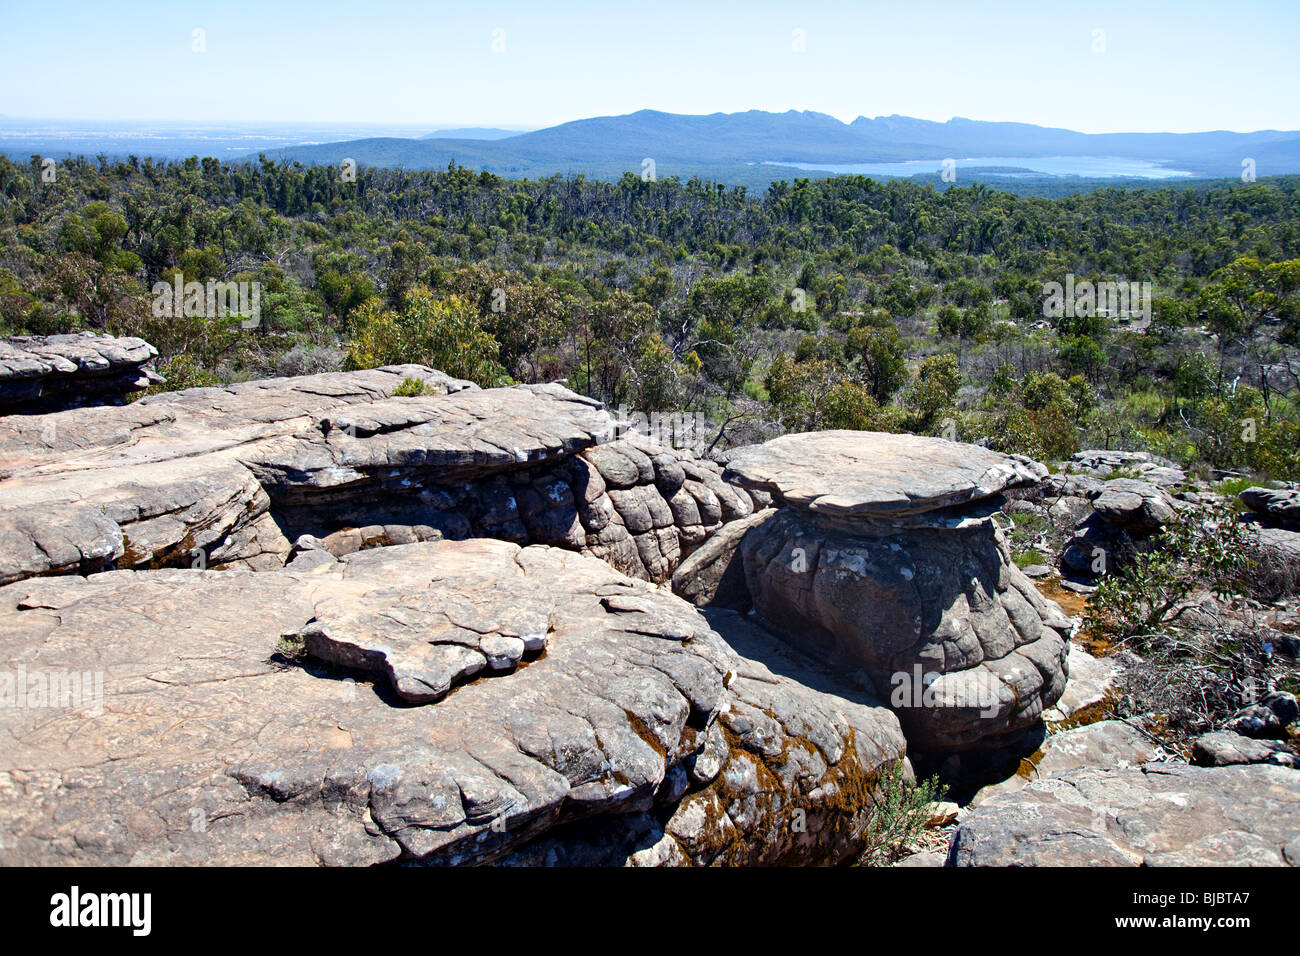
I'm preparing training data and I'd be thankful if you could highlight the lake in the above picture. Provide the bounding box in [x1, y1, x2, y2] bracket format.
[764, 156, 1195, 179]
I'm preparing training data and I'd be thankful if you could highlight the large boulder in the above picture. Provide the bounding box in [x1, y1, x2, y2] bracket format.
[0, 333, 161, 413]
[1090, 478, 1176, 531]
[1240, 486, 1300, 526]
[1192, 731, 1297, 768]
[723, 431, 1071, 753]
[0, 539, 906, 866]
[950, 763, 1300, 866]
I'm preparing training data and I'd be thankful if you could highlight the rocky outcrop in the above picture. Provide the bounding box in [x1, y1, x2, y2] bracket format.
[1066, 449, 1186, 489]
[716, 431, 1072, 753]
[1192, 731, 1298, 768]
[0, 333, 161, 413]
[0, 366, 763, 587]
[950, 763, 1300, 866]
[1059, 477, 1179, 579]
[1240, 486, 1300, 526]
[0, 538, 905, 865]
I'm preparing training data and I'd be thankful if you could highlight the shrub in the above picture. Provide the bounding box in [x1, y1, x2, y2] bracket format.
[390, 376, 432, 397]
[856, 759, 945, 866]
[344, 286, 509, 386]
[1084, 502, 1257, 643]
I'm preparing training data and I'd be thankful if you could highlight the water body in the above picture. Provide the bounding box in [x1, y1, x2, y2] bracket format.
[765, 156, 1195, 179]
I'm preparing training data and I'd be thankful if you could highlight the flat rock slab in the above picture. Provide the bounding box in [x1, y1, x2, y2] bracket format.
[1240, 487, 1300, 525]
[0, 370, 621, 585]
[243, 382, 614, 499]
[0, 333, 160, 413]
[950, 762, 1300, 866]
[970, 720, 1161, 806]
[724, 431, 1046, 520]
[0, 539, 905, 866]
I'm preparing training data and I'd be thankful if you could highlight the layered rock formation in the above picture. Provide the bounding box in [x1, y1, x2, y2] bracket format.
[0, 366, 762, 587]
[0, 539, 905, 865]
[0, 333, 161, 413]
[701, 431, 1073, 752]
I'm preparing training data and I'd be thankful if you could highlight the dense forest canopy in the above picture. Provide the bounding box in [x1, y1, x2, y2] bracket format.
[2, 153, 1299, 479]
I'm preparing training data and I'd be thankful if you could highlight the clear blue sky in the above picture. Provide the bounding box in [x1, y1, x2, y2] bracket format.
[1, 0, 1297, 133]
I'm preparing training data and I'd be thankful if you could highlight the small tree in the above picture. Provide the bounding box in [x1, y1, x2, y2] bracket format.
[1084, 502, 1257, 643]
[344, 286, 508, 386]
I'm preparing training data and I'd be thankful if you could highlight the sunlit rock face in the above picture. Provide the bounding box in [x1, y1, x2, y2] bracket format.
[0, 366, 762, 587]
[723, 431, 1072, 753]
[0, 333, 161, 413]
[0, 538, 906, 866]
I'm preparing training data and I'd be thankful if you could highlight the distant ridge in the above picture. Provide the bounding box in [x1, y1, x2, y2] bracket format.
[420, 127, 531, 141]
[4, 109, 1298, 190]
[261, 109, 1300, 186]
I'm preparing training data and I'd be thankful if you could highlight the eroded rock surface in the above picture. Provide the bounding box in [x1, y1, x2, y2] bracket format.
[1240, 486, 1300, 526]
[722, 432, 1071, 752]
[722, 430, 1045, 521]
[951, 763, 1300, 866]
[0, 539, 905, 866]
[0, 367, 762, 587]
[0, 333, 161, 413]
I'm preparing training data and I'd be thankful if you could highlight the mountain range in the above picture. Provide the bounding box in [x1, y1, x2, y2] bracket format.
[5, 110, 1299, 192]
[261, 109, 1300, 189]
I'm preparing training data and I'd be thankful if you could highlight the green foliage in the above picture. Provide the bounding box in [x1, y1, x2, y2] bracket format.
[903, 354, 960, 431]
[1084, 502, 1257, 642]
[1, 154, 1299, 477]
[390, 376, 433, 397]
[141, 353, 222, 397]
[344, 286, 509, 386]
[856, 759, 946, 867]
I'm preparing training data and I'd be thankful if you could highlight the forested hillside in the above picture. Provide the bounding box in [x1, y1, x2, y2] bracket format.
[2, 153, 1298, 480]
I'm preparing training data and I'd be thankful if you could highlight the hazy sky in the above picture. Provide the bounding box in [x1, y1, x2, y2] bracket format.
[2, 0, 1297, 133]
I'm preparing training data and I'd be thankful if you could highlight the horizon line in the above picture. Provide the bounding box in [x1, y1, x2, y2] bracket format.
[0, 109, 1295, 138]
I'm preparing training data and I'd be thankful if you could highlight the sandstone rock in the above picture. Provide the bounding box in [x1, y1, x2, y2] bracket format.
[1066, 450, 1186, 489]
[926, 800, 960, 826]
[1091, 478, 1176, 530]
[722, 432, 1070, 753]
[970, 720, 1161, 806]
[1192, 731, 1298, 768]
[951, 763, 1300, 866]
[1043, 645, 1123, 723]
[0, 333, 161, 413]
[1224, 691, 1299, 738]
[670, 509, 774, 609]
[1240, 486, 1300, 526]
[1040, 472, 1105, 500]
[724, 431, 1046, 520]
[893, 850, 947, 867]
[0, 539, 906, 866]
[0, 369, 751, 587]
